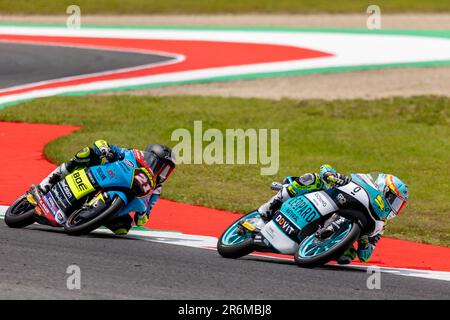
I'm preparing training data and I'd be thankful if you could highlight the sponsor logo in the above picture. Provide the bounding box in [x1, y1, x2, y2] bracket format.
[287, 185, 297, 196]
[311, 192, 328, 208]
[96, 167, 107, 181]
[61, 181, 74, 199]
[288, 197, 318, 223]
[118, 162, 131, 173]
[52, 186, 63, 201]
[51, 186, 69, 210]
[38, 199, 51, 217]
[40, 195, 61, 226]
[67, 170, 96, 200]
[86, 170, 97, 185]
[55, 210, 67, 224]
[124, 159, 134, 168]
[46, 193, 58, 211]
[374, 195, 385, 210]
[337, 193, 347, 205]
[72, 171, 88, 191]
[107, 170, 115, 178]
[274, 213, 296, 235]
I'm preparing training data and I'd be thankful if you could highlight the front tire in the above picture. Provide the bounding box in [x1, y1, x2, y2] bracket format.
[64, 196, 125, 236]
[4, 195, 36, 228]
[294, 221, 361, 268]
[217, 211, 259, 259]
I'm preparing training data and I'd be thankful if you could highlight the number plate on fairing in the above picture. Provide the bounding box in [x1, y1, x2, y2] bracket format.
[337, 182, 371, 210]
[131, 167, 155, 198]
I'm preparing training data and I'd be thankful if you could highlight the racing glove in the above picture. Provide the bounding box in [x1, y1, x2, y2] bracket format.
[134, 190, 161, 226]
[319, 164, 350, 187]
[323, 173, 350, 187]
[93, 140, 116, 162]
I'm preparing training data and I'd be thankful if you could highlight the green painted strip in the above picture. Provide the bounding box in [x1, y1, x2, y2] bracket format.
[0, 98, 35, 110]
[0, 21, 449, 38]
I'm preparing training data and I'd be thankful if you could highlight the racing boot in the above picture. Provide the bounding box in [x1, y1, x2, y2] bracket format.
[257, 187, 290, 221]
[38, 163, 70, 193]
[337, 245, 357, 265]
[104, 214, 133, 235]
[134, 211, 149, 227]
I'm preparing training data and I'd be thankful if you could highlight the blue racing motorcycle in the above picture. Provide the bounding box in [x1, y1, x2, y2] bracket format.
[217, 174, 385, 268]
[4, 149, 155, 235]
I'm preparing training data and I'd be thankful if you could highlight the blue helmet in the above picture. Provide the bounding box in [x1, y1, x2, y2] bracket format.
[374, 174, 409, 219]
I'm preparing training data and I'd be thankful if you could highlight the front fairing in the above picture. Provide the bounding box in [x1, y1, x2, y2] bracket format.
[90, 149, 137, 190]
[89, 150, 153, 215]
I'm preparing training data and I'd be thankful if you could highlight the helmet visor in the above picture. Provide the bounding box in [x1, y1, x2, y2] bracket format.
[142, 151, 174, 182]
[143, 152, 163, 174]
[159, 163, 174, 182]
[384, 187, 407, 216]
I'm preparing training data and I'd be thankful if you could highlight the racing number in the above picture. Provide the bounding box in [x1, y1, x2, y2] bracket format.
[135, 172, 151, 195]
[350, 186, 361, 196]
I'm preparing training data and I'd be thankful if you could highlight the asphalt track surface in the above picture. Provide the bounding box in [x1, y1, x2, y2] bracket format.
[0, 42, 174, 89]
[0, 41, 449, 300]
[1, 223, 449, 299]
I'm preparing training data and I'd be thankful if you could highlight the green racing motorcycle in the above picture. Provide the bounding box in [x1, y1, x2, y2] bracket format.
[218, 174, 387, 268]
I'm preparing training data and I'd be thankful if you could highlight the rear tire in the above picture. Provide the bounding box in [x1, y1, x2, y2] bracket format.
[217, 211, 258, 259]
[294, 222, 361, 268]
[64, 196, 125, 236]
[4, 195, 36, 228]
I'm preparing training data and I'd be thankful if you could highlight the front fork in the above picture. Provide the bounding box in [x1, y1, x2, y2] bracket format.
[86, 191, 107, 208]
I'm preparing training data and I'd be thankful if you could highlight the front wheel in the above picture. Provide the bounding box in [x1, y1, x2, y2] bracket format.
[294, 221, 361, 268]
[4, 195, 36, 228]
[217, 211, 260, 259]
[64, 196, 125, 236]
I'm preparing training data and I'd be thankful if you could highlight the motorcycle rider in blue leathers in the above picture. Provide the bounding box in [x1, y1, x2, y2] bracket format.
[257, 164, 409, 264]
[38, 140, 176, 235]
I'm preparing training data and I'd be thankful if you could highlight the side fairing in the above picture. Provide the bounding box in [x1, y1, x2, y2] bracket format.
[282, 191, 338, 229]
[261, 190, 338, 254]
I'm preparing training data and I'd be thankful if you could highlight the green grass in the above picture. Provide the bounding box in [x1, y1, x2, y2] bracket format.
[0, 0, 449, 14]
[0, 95, 449, 246]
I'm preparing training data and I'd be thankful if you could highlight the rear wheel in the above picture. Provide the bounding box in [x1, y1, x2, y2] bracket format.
[4, 195, 36, 228]
[64, 196, 124, 236]
[294, 220, 361, 268]
[217, 211, 260, 259]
